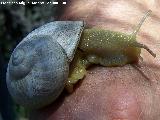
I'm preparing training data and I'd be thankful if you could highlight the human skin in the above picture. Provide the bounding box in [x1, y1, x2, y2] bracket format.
[30, 0, 160, 120]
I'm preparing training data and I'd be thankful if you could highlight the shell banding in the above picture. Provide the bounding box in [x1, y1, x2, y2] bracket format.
[6, 21, 84, 109]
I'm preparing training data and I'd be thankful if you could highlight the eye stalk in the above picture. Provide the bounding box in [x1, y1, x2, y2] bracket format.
[6, 11, 156, 109]
[132, 10, 152, 37]
[130, 10, 156, 58]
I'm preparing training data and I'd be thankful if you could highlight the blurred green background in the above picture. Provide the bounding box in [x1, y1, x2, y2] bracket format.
[0, 0, 65, 119]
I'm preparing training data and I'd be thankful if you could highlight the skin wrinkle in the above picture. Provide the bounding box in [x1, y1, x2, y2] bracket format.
[30, 0, 160, 120]
[62, 0, 160, 42]
[139, 32, 155, 45]
[60, 0, 98, 21]
[30, 66, 159, 120]
[61, 1, 159, 44]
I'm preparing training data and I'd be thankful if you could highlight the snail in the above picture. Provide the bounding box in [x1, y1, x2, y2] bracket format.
[6, 10, 156, 109]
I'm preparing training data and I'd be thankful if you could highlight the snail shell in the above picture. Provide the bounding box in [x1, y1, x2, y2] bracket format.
[6, 21, 84, 109]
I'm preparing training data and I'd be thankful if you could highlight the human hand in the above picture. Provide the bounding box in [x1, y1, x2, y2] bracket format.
[30, 0, 160, 120]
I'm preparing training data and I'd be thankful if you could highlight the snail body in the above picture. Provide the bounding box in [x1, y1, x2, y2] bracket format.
[7, 21, 84, 109]
[6, 10, 155, 109]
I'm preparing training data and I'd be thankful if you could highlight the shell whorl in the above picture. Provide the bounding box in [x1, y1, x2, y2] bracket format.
[7, 36, 69, 109]
[6, 21, 84, 109]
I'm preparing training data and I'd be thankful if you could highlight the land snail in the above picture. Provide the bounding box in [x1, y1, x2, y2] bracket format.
[6, 10, 156, 109]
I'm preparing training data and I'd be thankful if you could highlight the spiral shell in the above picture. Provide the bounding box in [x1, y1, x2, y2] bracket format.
[6, 21, 84, 109]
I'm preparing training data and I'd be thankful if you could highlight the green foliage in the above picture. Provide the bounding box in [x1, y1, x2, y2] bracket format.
[14, 105, 29, 120]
